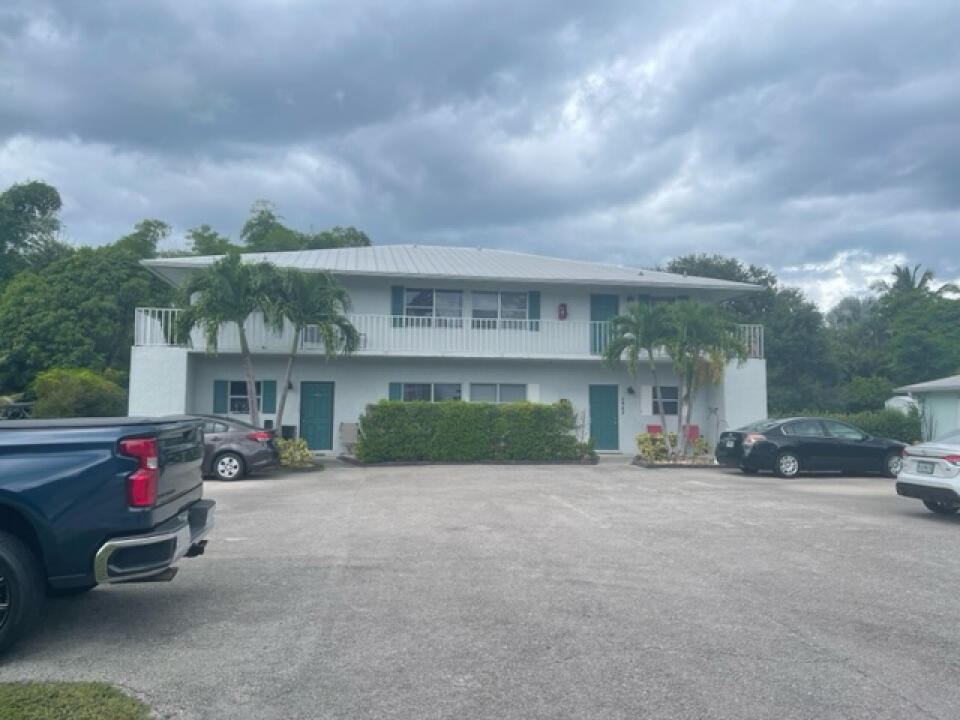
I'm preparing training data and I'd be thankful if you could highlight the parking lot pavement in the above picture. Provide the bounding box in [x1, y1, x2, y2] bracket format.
[3, 463, 960, 719]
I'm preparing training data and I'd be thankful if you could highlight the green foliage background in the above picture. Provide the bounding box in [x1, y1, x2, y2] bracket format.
[354, 400, 596, 463]
[32, 368, 128, 417]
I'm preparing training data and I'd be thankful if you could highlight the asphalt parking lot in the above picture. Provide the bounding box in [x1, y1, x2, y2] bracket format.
[3, 461, 960, 719]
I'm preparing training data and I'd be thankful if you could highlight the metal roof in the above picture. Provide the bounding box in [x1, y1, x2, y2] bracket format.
[143, 244, 762, 295]
[895, 375, 960, 394]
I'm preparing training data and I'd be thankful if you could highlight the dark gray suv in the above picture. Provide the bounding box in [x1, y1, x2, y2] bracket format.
[194, 415, 279, 480]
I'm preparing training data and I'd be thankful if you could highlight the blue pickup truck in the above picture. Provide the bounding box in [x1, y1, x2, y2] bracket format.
[0, 416, 215, 654]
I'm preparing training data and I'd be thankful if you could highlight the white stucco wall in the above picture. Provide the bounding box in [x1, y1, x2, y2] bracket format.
[918, 392, 960, 440]
[128, 346, 190, 416]
[177, 354, 723, 454]
[719, 359, 768, 432]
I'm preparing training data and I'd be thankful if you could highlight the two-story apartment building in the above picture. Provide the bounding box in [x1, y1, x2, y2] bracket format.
[128, 245, 767, 453]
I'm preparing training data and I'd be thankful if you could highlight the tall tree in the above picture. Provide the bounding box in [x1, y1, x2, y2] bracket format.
[188, 224, 237, 255]
[177, 254, 276, 426]
[241, 200, 372, 252]
[114, 219, 169, 259]
[602, 301, 676, 455]
[871, 264, 959, 296]
[0, 234, 172, 391]
[263, 269, 360, 428]
[305, 226, 371, 249]
[0, 180, 65, 285]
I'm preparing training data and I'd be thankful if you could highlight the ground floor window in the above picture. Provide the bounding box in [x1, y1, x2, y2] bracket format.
[652, 386, 679, 416]
[213, 379, 276, 415]
[469, 383, 527, 402]
[230, 380, 261, 413]
[394, 382, 463, 402]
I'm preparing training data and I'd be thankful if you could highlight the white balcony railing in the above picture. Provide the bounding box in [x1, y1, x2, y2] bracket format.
[135, 308, 764, 360]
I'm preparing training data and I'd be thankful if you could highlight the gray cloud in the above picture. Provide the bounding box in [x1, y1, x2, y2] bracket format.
[1, 0, 959, 307]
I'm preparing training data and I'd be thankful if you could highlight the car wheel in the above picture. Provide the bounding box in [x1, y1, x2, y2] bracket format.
[214, 452, 245, 481]
[883, 451, 903, 478]
[0, 531, 44, 655]
[923, 500, 959, 515]
[740, 467, 759, 475]
[774, 451, 801, 478]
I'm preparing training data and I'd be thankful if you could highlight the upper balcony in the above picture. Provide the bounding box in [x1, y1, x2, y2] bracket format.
[134, 307, 764, 361]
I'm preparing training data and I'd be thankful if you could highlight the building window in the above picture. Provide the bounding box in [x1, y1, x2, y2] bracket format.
[433, 383, 463, 401]
[404, 289, 463, 327]
[400, 383, 462, 401]
[402, 383, 432, 401]
[471, 291, 528, 328]
[229, 381, 261, 413]
[470, 383, 527, 403]
[652, 386, 679, 416]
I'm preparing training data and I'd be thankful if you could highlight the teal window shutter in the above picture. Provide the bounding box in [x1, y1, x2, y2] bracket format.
[213, 380, 227, 414]
[388, 382, 403, 401]
[528, 291, 540, 331]
[391, 286, 404, 327]
[261, 380, 277, 414]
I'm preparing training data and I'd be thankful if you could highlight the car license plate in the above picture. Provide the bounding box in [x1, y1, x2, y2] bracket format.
[725, 439, 735, 448]
[917, 461, 935, 475]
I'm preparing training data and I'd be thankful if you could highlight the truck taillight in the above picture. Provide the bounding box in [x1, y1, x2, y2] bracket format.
[119, 437, 158, 508]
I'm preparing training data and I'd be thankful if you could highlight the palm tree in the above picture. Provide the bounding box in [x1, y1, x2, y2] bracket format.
[871, 264, 959, 296]
[178, 253, 276, 427]
[662, 301, 749, 455]
[264, 269, 360, 429]
[603, 301, 675, 455]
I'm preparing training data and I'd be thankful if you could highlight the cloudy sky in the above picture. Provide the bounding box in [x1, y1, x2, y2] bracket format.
[2, 0, 959, 307]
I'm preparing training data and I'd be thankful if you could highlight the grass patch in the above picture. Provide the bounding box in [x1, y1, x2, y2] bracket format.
[0, 682, 149, 720]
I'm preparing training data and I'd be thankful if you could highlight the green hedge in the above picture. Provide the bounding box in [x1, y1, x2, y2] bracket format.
[354, 400, 596, 463]
[31, 368, 127, 418]
[825, 408, 921, 444]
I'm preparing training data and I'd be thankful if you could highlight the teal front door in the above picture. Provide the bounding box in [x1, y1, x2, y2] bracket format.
[589, 384, 619, 450]
[590, 294, 619, 354]
[300, 382, 334, 450]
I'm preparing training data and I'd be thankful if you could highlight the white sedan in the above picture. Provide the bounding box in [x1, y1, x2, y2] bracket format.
[897, 429, 960, 514]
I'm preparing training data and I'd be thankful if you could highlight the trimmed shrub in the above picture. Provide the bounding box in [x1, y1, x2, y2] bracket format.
[635, 433, 671, 462]
[825, 408, 922, 444]
[31, 368, 127, 417]
[354, 400, 596, 463]
[276, 437, 314, 467]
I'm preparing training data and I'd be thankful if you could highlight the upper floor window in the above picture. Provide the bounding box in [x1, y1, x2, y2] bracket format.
[472, 291, 528, 328]
[404, 289, 463, 327]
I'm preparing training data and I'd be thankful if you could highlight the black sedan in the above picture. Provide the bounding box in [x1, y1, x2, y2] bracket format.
[715, 417, 905, 478]
[193, 414, 279, 480]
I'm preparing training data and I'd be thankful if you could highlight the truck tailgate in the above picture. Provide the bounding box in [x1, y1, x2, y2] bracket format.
[154, 420, 204, 516]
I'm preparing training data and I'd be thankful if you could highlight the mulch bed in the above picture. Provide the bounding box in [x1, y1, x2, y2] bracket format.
[632, 455, 719, 469]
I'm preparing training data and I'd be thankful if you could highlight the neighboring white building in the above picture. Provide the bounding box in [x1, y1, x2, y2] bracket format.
[894, 375, 960, 440]
[128, 245, 768, 454]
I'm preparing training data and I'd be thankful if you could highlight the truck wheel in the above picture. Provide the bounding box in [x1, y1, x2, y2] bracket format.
[0, 531, 45, 655]
[922, 500, 959, 515]
[214, 452, 245, 481]
[774, 451, 801, 478]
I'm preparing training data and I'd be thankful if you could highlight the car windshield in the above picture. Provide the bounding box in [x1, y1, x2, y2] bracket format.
[736, 419, 781, 433]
